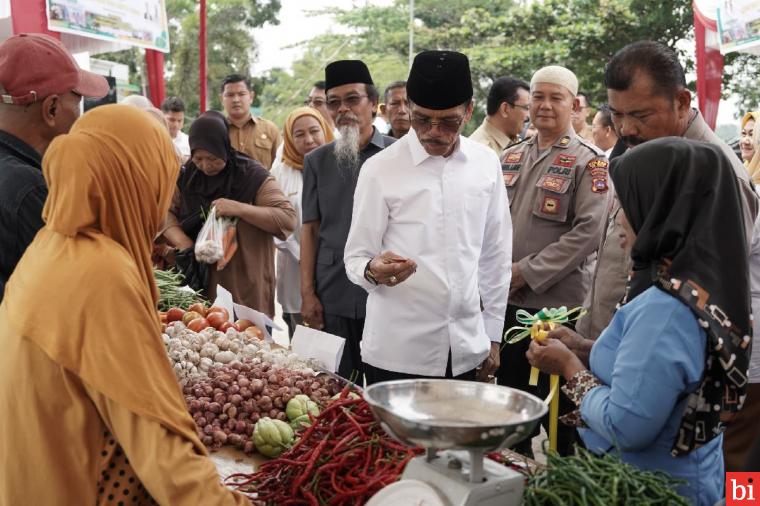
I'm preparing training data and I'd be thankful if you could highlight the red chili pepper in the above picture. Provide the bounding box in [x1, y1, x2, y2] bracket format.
[225, 393, 420, 504]
[290, 438, 327, 495]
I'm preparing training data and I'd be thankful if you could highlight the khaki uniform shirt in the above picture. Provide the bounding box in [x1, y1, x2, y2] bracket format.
[228, 115, 282, 170]
[503, 127, 611, 309]
[469, 117, 516, 156]
[576, 198, 628, 339]
[579, 108, 759, 339]
[577, 123, 594, 143]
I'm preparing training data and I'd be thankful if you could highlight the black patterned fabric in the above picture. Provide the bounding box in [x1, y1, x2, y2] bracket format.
[610, 137, 752, 456]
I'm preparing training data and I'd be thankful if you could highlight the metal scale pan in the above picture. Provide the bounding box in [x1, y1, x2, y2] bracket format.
[364, 379, 547, 506]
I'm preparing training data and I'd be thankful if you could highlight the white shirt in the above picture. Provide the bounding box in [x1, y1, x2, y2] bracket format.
[173, 131, 191, 158]
[372, 116, 389, 135]
[749, 189, 760, 383]
[271, 159, 303, 313]
[344, 132, 513, 376]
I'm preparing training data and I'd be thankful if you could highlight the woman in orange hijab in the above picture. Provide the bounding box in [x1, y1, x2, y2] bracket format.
[271, 107, 333, 337]
[0, 105, 248, 505]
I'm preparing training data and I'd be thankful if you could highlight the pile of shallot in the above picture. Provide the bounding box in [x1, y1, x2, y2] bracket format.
[183, 362, 341, 453]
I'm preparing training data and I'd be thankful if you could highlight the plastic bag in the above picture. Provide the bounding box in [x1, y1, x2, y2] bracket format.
[195, 206, 224, 264]
[194, 206, 239, 270]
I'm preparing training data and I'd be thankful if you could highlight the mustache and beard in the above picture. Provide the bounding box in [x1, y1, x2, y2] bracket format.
[334, 112, 362, 177]
[621, 135, 646, 148]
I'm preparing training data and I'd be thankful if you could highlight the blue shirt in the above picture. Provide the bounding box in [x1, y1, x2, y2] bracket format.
[580, 286, 724, 505]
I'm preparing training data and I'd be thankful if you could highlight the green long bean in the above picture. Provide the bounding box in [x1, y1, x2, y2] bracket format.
[523, 447, 689, 506]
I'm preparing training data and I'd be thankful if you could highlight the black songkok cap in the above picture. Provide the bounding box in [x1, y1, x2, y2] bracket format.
[407, 50, 473, 109]
[324, 60, 373, 91]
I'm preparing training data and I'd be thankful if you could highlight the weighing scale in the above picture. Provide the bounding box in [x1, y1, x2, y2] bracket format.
[364, 379, 547, 506]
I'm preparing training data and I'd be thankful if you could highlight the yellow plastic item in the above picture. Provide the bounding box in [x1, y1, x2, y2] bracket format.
[548, 374, 559, 451]
[529, 321, 556, 386]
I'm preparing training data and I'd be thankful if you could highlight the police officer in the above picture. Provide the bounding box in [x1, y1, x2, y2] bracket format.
[498, 65, 610, 456]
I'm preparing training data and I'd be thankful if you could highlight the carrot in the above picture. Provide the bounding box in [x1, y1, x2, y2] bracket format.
[217, 224, 238, 270]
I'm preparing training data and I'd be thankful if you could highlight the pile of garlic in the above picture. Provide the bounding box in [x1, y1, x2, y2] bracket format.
[162, 321, 315, 386]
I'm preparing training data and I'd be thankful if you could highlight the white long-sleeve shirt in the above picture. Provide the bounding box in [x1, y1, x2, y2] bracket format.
[344, 131, 512, 376]
[749, 188, 760, 383]
[271, 159, 303, 313]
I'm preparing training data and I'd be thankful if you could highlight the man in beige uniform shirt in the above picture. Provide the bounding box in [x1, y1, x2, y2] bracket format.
[220, 74, 282, 169]
[498, 65, 610, 457]
[549, 41, 758, 472]
[572, 91, 594, 142]
[470, 76, 530, 155]
[576, 41, 758, 341]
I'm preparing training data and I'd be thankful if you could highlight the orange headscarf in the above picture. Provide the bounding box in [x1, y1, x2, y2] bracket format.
[2, 104, 200, 444]
[281, 106, 334, 170]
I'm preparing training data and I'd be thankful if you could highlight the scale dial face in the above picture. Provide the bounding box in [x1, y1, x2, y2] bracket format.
[365, 479, 444, 506]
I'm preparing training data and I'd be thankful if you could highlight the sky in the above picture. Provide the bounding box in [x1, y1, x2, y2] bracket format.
[252, 0, 393, 74]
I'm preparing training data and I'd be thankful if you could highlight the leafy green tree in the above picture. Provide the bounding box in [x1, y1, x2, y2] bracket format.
[259, 0, 695, 134]
[723, 53, 760, 117]
[96, 0, 280, 122]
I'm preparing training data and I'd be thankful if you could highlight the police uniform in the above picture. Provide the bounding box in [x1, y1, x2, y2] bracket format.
[498, 126, 611, 455]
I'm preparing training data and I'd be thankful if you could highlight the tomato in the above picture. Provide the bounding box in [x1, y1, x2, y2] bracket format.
[166, 308, 185, 323]
[219, 321, 240, 332]
[244, 326, 264, 340]
[182, 311, 203, 325]
[207, 306, 230, 320]
[187, 318, 211, 333]
[188, 302, 207, 317]
[207, 311, 228, 330]
[159, 314, 167, 324]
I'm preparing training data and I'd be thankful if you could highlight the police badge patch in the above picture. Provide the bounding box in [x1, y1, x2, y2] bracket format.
[587, 159, 609, 194]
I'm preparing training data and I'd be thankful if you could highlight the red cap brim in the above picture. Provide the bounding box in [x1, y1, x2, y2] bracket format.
[73, 69, 110, 99]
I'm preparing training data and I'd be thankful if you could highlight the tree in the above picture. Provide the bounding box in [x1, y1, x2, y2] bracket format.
[259, 0, 696, 134]
[95, 0, 281, 122]
[723, 53, 760, 117]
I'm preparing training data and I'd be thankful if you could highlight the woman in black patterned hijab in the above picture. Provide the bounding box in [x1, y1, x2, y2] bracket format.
[528, 137, 751, 505]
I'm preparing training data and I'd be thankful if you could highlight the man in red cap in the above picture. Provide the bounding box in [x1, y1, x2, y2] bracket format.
[0, 33, 109, 301]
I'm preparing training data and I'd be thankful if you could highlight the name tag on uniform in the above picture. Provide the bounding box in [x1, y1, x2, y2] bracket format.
[547, 166, 572, 176]
[501, 164, 520, 187]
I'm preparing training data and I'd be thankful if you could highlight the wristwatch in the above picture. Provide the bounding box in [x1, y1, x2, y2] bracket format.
[364, 258, 379, 285]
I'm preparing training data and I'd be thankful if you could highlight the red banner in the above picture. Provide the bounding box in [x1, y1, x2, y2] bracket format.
[693, 1, 723, 130]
